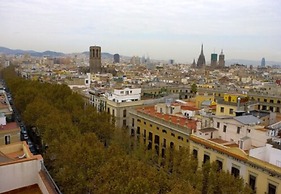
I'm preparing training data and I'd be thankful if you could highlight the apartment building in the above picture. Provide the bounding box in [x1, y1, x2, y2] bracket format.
[128, 104, 196, 156]
[127, 94, 281, 194]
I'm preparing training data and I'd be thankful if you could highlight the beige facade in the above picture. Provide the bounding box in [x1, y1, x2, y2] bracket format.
[0, 123, 20, 146]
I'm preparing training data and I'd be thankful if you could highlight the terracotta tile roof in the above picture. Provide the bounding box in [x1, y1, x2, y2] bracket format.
[137, 106, 197, 130]
[0, 122, 19, 131]
[183, 101, 196, 107]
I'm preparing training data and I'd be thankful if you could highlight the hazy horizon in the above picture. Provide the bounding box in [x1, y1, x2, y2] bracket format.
[1, 0, 281, 63]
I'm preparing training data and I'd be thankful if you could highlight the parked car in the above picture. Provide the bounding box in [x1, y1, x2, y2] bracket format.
[23, 133, 28, 140]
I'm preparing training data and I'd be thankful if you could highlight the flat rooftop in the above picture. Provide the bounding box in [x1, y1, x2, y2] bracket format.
[0, 142, 42, 165]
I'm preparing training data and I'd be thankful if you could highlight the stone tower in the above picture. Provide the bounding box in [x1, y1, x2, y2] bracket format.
[89, 46, 101, 74]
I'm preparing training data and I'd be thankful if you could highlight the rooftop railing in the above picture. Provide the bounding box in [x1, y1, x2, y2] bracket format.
[40, 161, 62, 194]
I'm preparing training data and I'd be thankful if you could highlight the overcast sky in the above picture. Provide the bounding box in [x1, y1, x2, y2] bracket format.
[1, 0, 281, 63]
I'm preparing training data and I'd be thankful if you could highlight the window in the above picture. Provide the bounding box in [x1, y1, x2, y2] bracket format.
[163, 138, 166, 147]
[130, 129, 135, 136]
[247, 129, 251, 133]
[123, 109, 126, 117]
[148, 132, 153, 141]
[136, 127, 140, 135]
[223, 125, 227, 132]
[154, 135, 159, 145]
[171, 133, 175, 137]
[216, 160, 223, 171]
[162, 129, 167, 134]
[220, 107, 224, 113]
[193, 149, 198, 159]
[216, 122, 220, 128]
[237, 127, 241, 134]
[264, 99, 267, 102]
[231, 166, 240, 178]
[178, 136, 183, 141]
[4, 135, 10, 145]
[249, 175, 256, 192]
[268, 183, 276, 194]
[150, 124, 152, 127]
[203, 154, 210, 164]
[123, 119, 126, 127]
[161, 148, 165, 158]
[229, 108, 234, 114]
[170, 142, 174, 149]
[132, 118, 135, 127]
[144, 122, 146, 125]
[148, 142, 152, 150]
[156, 127, 159, 130]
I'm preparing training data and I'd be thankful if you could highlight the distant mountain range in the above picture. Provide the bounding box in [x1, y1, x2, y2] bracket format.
[0, 46, 65, 57]
[0, 46, 116, 59]
[1, 46, 281, 66]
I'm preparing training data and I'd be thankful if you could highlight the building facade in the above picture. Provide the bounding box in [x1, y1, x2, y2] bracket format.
[113, 54, 120, 63]
[218, 50, 225, 68]
[211, 53, 218, 67]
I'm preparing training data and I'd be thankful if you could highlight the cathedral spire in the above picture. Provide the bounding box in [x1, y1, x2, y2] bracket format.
[201, 44, 204, 55]
[197, 44, 206, 68]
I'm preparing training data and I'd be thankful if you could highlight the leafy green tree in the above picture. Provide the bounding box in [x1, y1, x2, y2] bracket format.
[191, 83, 197, 94]
[23, 96, 53, 127]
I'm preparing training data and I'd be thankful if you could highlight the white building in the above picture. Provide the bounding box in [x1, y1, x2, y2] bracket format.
[197, 115, 271, 150]
[250, 144, 281, 168]
[107, 88, 141, 103]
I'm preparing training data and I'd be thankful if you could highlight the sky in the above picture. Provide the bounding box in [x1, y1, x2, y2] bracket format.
[1, 0, 281, 63]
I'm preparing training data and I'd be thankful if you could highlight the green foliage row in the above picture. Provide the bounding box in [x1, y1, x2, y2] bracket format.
[1, 66, 252, 194]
